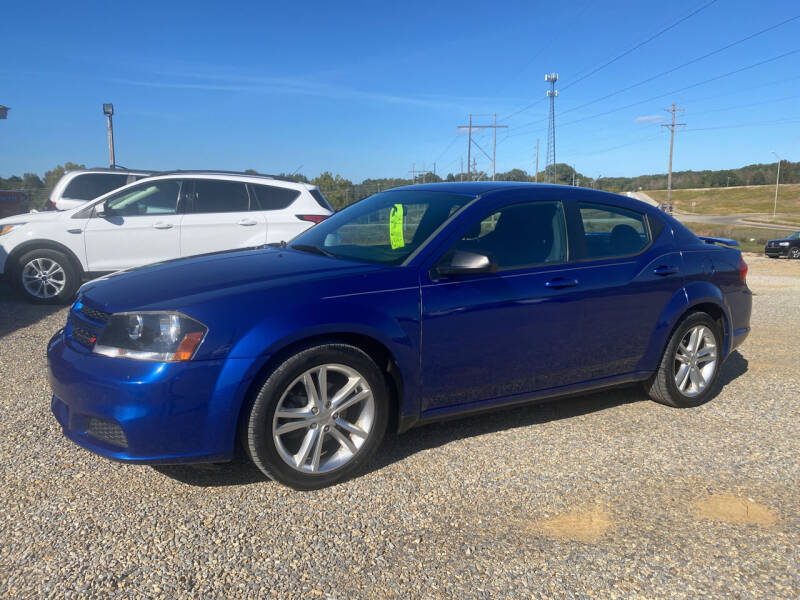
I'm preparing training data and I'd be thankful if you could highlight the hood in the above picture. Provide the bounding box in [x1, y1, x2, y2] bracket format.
[0, 209, 70, 226]
[78, 247, 383, 312]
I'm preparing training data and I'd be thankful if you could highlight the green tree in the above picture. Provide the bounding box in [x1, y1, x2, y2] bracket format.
[44, 162, 86, 192]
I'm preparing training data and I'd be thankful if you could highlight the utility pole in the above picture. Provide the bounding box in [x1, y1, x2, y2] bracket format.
[460, 157, 464, 182]
[772, 151, 782, 217]
[409, 163, 430, 184]
[661, 102, 685, 215]
[458, 114, 507, 182]
[535, 138, 539, 182]
[103, 103, 116, 168]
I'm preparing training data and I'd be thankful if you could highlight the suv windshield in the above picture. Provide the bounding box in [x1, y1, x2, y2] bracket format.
[290, 190, 474, 265]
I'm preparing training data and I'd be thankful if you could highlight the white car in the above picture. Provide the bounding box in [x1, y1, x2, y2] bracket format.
[0, 171, 333, 303]
[48, 168, 154, 211]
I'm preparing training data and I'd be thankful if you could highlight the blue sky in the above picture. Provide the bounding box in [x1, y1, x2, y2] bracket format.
[1, 0, 798, 181]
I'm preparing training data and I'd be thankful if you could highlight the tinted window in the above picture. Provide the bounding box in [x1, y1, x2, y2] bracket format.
[251, 184, 300, 211]
[578, 202, 649, 259]
[190, 180, 249, 213]
[105, 181, 179, 216]
[448, 201, 567, 270]
[291, 190, 471, 265]
[64, 173, 129, 200]
[310, 189, 333, 211]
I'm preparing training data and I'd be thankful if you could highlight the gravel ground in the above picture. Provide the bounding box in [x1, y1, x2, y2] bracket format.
[1, 254, 798, 599]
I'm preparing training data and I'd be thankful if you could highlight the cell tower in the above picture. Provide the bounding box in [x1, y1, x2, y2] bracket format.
[545, 73, 558, 184]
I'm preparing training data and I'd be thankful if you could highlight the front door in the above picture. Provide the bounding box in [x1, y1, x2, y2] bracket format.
[420, 199, 585, 411]
[179, 179, 267, 257]
[83, 179, 182, 272]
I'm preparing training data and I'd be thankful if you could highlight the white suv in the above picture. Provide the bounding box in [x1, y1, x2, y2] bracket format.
[0, 171, 333, 303]
[48, 168, 155, 211]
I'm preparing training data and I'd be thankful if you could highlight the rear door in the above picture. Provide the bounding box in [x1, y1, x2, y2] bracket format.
[179, 179, 267, 257]
[563, 200, 684, 380]
[83, 179, 182, 271]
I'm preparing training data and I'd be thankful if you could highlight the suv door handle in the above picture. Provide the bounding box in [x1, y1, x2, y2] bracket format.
[653, 265, 678, 276]
[153, 222, 173, 230]
[238, 219, 258, 226]
[545, 277, 579, 289]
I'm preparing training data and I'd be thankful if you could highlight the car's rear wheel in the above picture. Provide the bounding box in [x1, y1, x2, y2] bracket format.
[643, 312, 722, 408]
[790, 247, 800, 259]
[15, 249, 80, 304]
[243, 343, 389, 490]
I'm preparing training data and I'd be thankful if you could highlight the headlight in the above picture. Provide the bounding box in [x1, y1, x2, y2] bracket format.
[93, 312, 207, 361]
[779, 241, 790, 246]
[0, 223, 25, 236]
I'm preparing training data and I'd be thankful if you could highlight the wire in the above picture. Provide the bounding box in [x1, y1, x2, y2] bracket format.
[561, 0, 719, 92]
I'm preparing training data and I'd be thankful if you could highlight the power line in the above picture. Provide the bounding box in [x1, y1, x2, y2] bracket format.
[561, 0, 718, 93]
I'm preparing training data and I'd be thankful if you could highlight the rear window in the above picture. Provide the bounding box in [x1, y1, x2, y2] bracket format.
[250, 184, 301, 211]
[63, 173, 129, 200]
[577, 202, 650, 259]
[190, 180, 249, 213]
[310, 189, 333, 211]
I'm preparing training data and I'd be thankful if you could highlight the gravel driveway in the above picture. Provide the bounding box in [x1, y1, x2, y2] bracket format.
[1, 255, 798, 599]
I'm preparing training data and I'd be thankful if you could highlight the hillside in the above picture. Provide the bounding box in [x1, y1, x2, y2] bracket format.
[647, 184, 800, 216]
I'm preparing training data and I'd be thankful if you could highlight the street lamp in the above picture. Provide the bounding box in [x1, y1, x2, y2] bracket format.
[0, 105, 9, 119]
[103, 103, 116, 168]
[772, 151, 782, 217]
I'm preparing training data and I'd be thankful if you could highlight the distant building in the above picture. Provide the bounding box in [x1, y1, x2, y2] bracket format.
[0, 105, 9, 119]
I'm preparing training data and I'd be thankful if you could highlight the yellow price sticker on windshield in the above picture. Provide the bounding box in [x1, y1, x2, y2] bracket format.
[389, 204, 405, 249]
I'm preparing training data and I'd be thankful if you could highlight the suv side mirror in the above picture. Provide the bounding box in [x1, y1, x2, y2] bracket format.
[435, 250, 497, 278]
[95, 201, 111, 218]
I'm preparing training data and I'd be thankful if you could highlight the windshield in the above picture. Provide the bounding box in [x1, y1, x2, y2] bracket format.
[291, 190, 474, 265]
[789, 232, 800, 240]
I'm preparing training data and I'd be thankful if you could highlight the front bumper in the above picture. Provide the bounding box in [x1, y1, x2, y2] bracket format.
[764, 246, 788, 257]
[47, 328, 259, 464]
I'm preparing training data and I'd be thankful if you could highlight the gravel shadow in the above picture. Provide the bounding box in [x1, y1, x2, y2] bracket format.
[0, 282, 64, 340]
[153, 351, 749, 488]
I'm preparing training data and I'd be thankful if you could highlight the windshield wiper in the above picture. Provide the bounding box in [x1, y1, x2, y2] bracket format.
[267, 240, 287, 249]
[290, 244, 337, 258]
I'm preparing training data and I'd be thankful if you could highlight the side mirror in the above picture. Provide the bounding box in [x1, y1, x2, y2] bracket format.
[435, 250, 497, 278]
[95, 201, 110, 218]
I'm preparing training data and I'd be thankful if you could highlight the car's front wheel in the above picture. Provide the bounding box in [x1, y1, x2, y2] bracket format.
[790, 247, 800, 259]
[15, 249, 80, 304]
[643, 312, 722, 408]
[243, 343, 389, 489]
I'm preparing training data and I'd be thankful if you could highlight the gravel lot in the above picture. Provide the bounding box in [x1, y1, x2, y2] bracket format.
[1, 254, 798, 599]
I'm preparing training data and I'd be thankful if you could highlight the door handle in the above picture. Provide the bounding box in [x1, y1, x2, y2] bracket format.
[653, 265, 678, 276]
[238, 219, 258, 226]
[153, 222, 173, 230]
[545, 277, 579, 289]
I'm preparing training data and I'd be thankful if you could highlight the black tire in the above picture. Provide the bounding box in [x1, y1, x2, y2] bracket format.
[643, 312, 723, 408]
[15, 249, 80, 304]
[767, 255, 778, 259]
[790, 247, 800, 260]
[243, 343, 389, 490]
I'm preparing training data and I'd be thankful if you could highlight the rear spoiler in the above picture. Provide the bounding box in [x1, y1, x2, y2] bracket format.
[697, 236, 740, 248]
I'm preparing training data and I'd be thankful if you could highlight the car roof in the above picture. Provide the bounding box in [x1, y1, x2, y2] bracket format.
[67, 167, 155, 174]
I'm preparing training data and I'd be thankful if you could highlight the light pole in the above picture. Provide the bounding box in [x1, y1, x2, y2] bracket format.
[771, 151, 782, 217]
[103, 103, 116, 168]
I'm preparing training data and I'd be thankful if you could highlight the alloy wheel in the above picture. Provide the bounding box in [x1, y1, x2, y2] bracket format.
[272, 364, 375, 474]
[22, 258, 66, 299]
[673, 325, 717, 398]
[791, 247, 800, 259]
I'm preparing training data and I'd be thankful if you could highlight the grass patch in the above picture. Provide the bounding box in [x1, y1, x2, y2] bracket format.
[648, 184, 800, 216]
[681, 222, 788, 253]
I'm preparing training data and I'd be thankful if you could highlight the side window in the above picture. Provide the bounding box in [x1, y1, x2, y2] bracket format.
[190, 180, 249, 213]
[449, 201, 567, 270]
[250, 184, 301, 211]
[577, 202, 649, 259]
[104, 181, 180, 216]
[64, 173, 129, 200]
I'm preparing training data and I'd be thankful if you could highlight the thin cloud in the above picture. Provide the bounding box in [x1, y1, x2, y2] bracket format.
[635, 115, 665, 123]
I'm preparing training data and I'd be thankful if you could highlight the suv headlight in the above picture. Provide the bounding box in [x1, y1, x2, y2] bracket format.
[778, 241, 790, 246]
[0, 223, 25, 236]
[93, 312, 207, 361]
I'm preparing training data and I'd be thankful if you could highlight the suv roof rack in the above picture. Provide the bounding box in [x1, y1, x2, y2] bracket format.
[155, 170, 303, 183]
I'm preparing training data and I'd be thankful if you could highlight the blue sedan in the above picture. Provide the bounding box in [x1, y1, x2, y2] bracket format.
[48, 183, 752, 489]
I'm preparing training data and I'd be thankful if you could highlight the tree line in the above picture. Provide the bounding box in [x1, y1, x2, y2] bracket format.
[2, 160, 796, 211]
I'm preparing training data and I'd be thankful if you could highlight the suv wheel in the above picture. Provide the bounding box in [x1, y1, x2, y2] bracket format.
[16, 249, 80, 304]
[643, 312, 722, 408]
[790, 247, 800, 259]
[243, 343, 389, 490]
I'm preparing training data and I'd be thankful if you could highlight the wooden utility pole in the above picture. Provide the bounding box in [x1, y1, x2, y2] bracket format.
[459, 114, 507, 181]
[535, 138, 539, 182]
[662, 103, 685, 214]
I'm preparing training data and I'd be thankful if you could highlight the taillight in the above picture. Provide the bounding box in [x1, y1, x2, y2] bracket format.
[296, 214, 328, 224]
[739, 256, 748, 285]
[46, 200, 57, 211]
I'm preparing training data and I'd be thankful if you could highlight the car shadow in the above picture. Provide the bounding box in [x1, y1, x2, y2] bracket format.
[154, 350, 749, 488]
[0, 282, 65, 340]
